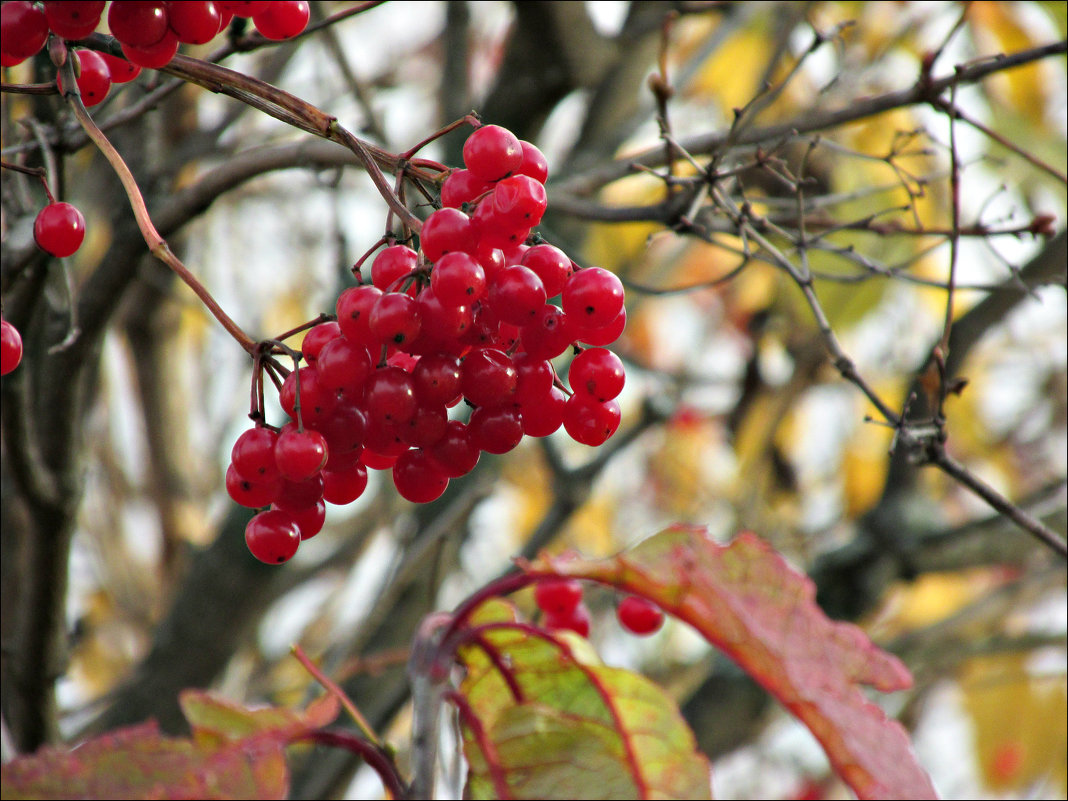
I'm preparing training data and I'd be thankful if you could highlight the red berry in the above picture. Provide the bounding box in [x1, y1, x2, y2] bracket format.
[440, 169, 492, 209]
[58, 49, 112, 107]
[109, 1, 169, 48]
[487, 265, 546, 326]
[544, 601, 591, 637]
[431, 251, 486, 306]
[276, 473, 325, 508]
[427, 421, 480, 477]
[461, 347, 517, 408]
[225, 463, 280, 508]
[34, 202, 86, 258]
[365, 366, 418, 425]
[412, 352, 463, 406]
[575, 306, 626, 347]
[519, 385, 566, 437]
[1, 319, 24, 376]
[392, 448, 449, 503]
[568, 347, 625, 402]
[534, 577, 583, 617]
[370, 292, 422, 346]
[301, 321, 342, 363]
[279, 366, 336, 428]
[167, 0, 222, 44]
[463, 124, 523, 182]
[617, 596, 664, 635]
[316, 336, 372, 399]
[492, 174, 547, 229]
[469, 404, 523, 454]
[517, 140, 549, 183]
[274, 427, 328, 481]
[521, 244, 571, 298]
[323, 462, 369, 505]
[562, 396, 621, 446]
[99, 53, 142, 83]
[336, 284, 383, 349]
[318, 400, 369, 456]
[231, 426, 281, 483]
[120, 29, 179, 69]
[1, 2, 48, 64]
[43, 1, 105, 39]
[371, 245, 419, 292]
[520, 304, 573, 361]
[421, 208, 476, 262]
[562, 267, 625, 330]
[252, 0, 309, 40]
[244, 509, 301, 564]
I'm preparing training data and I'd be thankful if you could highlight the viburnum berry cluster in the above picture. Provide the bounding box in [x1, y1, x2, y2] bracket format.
[0, 1, 309, 70]
[230, 123, 628, 564]
[532, 577, 665, 637]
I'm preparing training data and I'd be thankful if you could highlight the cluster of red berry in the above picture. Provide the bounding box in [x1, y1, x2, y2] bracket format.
[1, 1, 309, 70]
[534, 577, 665, 637]
[230, 124, 628, 564]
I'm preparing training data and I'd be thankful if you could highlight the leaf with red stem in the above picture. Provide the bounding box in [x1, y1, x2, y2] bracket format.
[527, 524, 937, 801]
[453, 598, 712, 800]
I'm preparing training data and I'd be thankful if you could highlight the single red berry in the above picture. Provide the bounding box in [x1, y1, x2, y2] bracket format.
[440, 169, 492, 209]
[520, 304, 573, 361]
[519, 385, 566, 437]
[427, 420, 480, 477]
[301, 321, 342, 363]
[568, 347, 625, 402]
[463, 124, 523, 182]
[252, 0, 309, 40]
[98, 52, 142, 83]
[109, 1, 169, 48]
[318, 400, 369, 457]
[322, 461, 369, 505]
[461, 347, 517, 408]
[120, 29, 179, 69]
[276, 473, 325, 508]
[365, 366, 418, 425]
[34, 202, 86, 258]
[534, 577, 583, 617]
[369, 291, 422, 346]
[244, 509, 301, 564]
[431, 251, 486, 306]
[279, 366, 337, 428]
[469, 404, 523, 454]
[274, 427, 328, 481]
[371, 245, 419, 292]
[231, 425, 281, 483]
[617, 595, 664, 635]
[398, 402, 448, 449]
[43, 1, 105, 39]
[562, 396, 621, 446]
[521, 244, 571, 298]
[225, 463, 280, 508]
[1, 2, 49, 64]
[544, 601, 591, 637]
[421, 208, 476, 262]
[562, 267, 625, 330]
[167, 0, 222, 44]
[575, 306, 627, 347]
[392, 448, 450, 503]
[336, 284, 383, 349]
[413, 289, 473, 350]
[412, 352, 463, 406]
[316, 336, 373, 399]
[492, 174, 547, 229]
[58, 49, 112, 107]
[1, 318, 25, 376]
[517, 140, 549, 183]
[487, 265, 546, 326]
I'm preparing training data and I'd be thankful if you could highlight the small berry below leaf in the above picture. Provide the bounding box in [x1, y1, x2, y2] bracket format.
[617, 595, 664, 636]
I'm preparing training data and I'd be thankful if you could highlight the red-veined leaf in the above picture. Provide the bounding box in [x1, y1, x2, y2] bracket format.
[456, 598, 712, 800]
[529, 525, 937, 800]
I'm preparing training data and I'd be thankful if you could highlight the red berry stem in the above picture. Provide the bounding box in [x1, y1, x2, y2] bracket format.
[299, 730, 406, 801]
[400, 113, 481, 162]
[290, 644, 384, 747]
[62, 68, 259, 353]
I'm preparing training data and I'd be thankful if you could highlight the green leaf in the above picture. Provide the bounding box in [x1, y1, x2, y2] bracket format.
[457, 611, 712, 800]
[530, 525, 938, 800]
